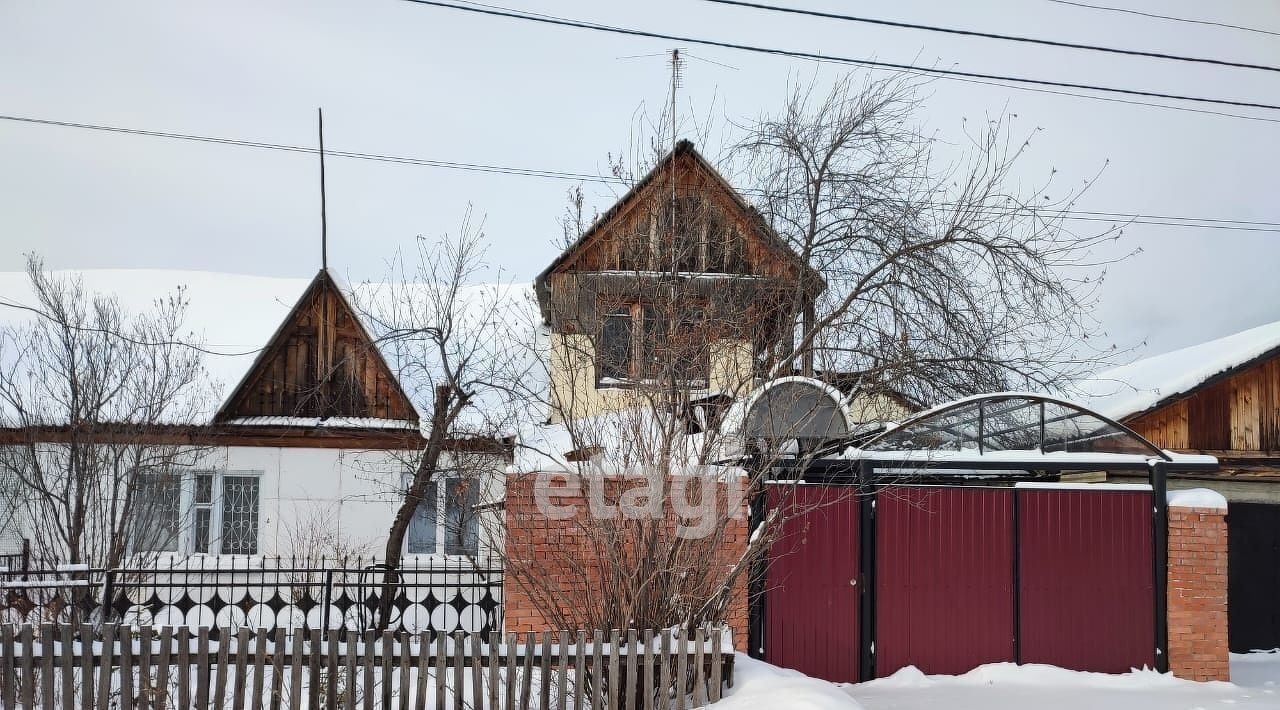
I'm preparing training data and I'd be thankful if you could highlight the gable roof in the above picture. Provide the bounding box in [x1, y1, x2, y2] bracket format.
[0, 268, 541, 432]
[533, 140, 823, 320]
[214, 269, 418, 424]
[1076, 318, 1280, 422]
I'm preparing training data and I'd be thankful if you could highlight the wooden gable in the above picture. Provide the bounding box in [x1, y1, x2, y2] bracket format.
[548, 141, 810, 280]
[215, 270, 417, 423]
[533, 141, 822, 324]
[1126, 347, 1280, 454]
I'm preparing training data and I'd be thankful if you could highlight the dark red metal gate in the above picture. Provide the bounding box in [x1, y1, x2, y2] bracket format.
[763, 483, 1157, 680]
[1017, 486, 1155, 672]
[875, 487, 1016, 676]
[764, 484, 861, 682]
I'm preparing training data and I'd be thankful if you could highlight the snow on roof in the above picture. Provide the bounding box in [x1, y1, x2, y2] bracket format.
[1075, 319, 1280, 421]
[0, 269, 541, 430]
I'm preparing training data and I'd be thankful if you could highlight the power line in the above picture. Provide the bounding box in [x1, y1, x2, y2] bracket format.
[0, 114, 612, 183]
[704, 0, 1280, 73]
[1045, 0, 1280, 38]
[430, 2, 1280, 126]
[0, 296, 266, 357]
[397, 0, 1280, 113]
[3, 112, 1278, 234]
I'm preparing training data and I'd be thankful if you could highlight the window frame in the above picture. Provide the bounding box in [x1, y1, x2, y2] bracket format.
[132, 470, 263, 556]
[403, 471, 482, 558]
[594, 298, 712, 388]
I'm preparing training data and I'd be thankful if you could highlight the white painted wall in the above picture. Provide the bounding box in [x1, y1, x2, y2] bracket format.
[2, 444, 507, 563]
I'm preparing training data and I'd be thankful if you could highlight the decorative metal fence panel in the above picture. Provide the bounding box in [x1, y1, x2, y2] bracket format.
[1, 558, 503, 638]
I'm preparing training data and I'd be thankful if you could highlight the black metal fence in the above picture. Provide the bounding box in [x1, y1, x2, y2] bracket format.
[0, 557, 503, 638]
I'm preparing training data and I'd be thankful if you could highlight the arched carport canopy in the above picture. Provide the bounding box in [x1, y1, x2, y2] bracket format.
[785, 392, 1218, 477]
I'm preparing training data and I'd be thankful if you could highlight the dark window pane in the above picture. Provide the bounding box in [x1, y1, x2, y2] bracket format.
[642, 304, 662, 379]
[195, 473, 214, 505]
[220, 476, 259, 555]
[194, 509, 211, 554]
[443, 478, 479, 556]
[674, 308, 708, 382]
[134, 475, 180, 553]
[406, 481, 439, 554]
[600, 309, 634, 381]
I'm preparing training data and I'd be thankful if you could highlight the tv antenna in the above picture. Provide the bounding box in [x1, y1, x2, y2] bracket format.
[669, 48, 684, 149]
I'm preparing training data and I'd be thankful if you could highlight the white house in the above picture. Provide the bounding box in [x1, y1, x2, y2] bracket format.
[0, 267, 534, 564]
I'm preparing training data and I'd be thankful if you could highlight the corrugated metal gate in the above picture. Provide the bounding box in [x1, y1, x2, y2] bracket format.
[764, 485, 860, 682]
[765, 483, 1156, 682]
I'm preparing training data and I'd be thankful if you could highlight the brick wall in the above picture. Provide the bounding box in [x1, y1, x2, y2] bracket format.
[503, 472, 748, 650]
[1167, 505, 1229, 682]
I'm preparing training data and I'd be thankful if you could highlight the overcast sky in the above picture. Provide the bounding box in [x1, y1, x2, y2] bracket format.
[2, 0, 1278, 360]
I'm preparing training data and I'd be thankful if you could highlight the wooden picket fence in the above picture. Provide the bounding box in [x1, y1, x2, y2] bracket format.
[0, 623, 734, 709]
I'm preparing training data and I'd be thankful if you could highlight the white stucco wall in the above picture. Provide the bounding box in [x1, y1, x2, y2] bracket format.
[1, 444, 507, 563]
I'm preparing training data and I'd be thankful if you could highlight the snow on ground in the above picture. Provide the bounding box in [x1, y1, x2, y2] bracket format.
[719, 652, 1280, 710]
[717, 655, 867, 709]
[1231, 649, 1280, 691]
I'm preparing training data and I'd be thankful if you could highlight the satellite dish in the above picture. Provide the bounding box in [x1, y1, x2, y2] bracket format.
[742, 377, 850, 445]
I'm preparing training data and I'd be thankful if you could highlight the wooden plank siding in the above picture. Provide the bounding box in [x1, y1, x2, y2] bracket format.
[1127, 352, 1280, 453]
[215, 271, 417, 423]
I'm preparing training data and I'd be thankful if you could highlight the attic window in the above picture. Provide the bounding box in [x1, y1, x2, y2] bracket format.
[596, 301, 710, 386]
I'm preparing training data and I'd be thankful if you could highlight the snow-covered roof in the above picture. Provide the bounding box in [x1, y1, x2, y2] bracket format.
[0, 269, 541, 431]
[1076, 319, 1280, 421]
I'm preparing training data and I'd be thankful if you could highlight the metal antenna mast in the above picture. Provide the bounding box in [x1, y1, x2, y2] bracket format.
[318, 107, 328, 271]
[670, 48, 683, 148]
[667, 49, 684, 274]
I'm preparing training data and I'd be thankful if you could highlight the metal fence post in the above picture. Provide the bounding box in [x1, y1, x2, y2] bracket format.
[101, 568, 117, 625]
[857, 460, 877, 682]
[321, 569, 334, 638]
[1150, 460, 1169, 673]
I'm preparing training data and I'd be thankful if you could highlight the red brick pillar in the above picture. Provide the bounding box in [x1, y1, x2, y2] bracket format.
[1166, 502, 1229, 681]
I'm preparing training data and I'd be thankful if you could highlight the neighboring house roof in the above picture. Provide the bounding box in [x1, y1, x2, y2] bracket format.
[0, 268, 540, 434]
[1076, 319, 1280, 422]
[533, 139, 824, 322]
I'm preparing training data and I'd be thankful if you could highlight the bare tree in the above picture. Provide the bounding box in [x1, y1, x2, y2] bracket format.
[354, 212, 536, 629]
[0, 255, 217, 579]
[737, 73, 1123, 402]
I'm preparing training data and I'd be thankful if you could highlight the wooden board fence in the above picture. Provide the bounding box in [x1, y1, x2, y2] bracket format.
[0, 623, 734, 709]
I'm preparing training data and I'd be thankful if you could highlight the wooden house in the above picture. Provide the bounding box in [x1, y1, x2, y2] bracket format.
[534, 139, 823, 423]
[1083, 321, 1280, 652]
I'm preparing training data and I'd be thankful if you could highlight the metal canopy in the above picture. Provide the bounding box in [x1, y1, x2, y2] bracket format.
[772, 393, 1218, 477]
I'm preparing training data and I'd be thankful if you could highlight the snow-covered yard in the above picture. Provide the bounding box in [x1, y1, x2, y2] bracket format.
[719, 650, 1280, 709]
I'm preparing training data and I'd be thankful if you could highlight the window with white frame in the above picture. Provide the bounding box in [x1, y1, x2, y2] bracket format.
[405, 473, 480, 556]
[133, 471, 261, 555]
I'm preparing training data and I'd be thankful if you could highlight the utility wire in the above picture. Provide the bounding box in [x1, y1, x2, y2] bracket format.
[428, 1, 1280, 125]
[3, 112, 1278, 233]
[0, 296, 266, 357]
[704, 0, 1280, 73]
[397, 0, 1280, 112]
[1045, 0, 1280, 38]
